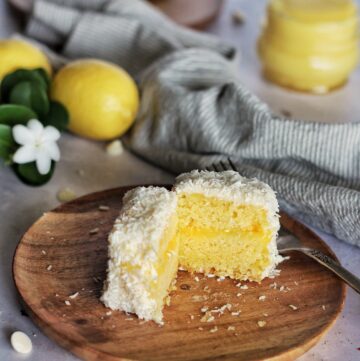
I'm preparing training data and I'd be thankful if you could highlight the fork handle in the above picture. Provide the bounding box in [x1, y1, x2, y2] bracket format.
[300, 249, 360, 294]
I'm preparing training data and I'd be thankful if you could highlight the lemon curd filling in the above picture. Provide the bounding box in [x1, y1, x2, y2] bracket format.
[149, 214, 179, 317]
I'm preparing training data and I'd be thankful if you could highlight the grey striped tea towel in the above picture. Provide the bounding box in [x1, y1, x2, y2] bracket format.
[25, 0, 360, 247]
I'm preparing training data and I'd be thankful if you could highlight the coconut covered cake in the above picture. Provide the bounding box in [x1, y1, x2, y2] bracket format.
[102, 170, 282, 323]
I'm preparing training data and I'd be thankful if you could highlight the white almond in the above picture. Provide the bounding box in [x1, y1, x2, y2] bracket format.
[57, 188, 77, 203]
[11, 331, 32, 354]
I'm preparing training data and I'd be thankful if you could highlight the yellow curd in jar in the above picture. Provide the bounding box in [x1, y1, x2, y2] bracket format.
[258, 0, 359, 93]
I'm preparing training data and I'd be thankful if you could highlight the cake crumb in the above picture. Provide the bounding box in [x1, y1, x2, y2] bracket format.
[258, 295, 266, 301]
[257, 320, 266, 328]
[125, 318, 134, 321]
[64, 300, 71, 306]
[227, 326, 236, 331]
[240, 285, 248, 290]
[201, 306, 209, 313]
[55, 293, 59, 297]
[207, 273, 216, 278]
[69, 292, 79, 299]
[194, 276, 200, 282]
[232, 10, 246, 25]
[279, 286, 285, 292]
[211, 304, 232, 315]
[89, 228, 99, 235]
[41, 250, 46, 255]
[192, 295, 208, 302]
[269, 282, 277, 289]
[209, 326, 218, 333]
[217, 276, 225, 282]
[57, 188, 76, 203]
[280, 109, 292, 118]
[77, 169, 85, 176]
[165, 295, 171, 306]
[106, 140, 124, 156]
[180, 284, 191, 291]
[294, 281, 299, 286]
[231, 311, 241, 316]
[200, 312, 215, 323]
[189, 314, 195, 320]
[289, 304, 298, 311]
[322, 305, 326, 311]
[46, 265, 52, 271]
[98, 205, 110, 211]
[236, 293, 242, 297]
[198, 327, 204, 331]
[106, 311, 112, 316]
[263, 313, 268, 317]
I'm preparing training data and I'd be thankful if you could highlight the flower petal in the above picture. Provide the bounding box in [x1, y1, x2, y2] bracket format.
[43, 142, 60, 161]
[13, 125, 34, 145]
[27, 119, 44, 137]
[13, 145, 37, 164]
[36, 152, 51, 175]
[43, 126, 61, 142]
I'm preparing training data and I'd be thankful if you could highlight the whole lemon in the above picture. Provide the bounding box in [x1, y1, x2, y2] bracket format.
[51, 60, 139, 140]
[0, 39, 52, 80]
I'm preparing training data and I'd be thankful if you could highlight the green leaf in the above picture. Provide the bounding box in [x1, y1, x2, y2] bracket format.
[42, 101, 69, 131]
[33, 68, 51, 89]
[14, 161, 54, 186]
[9, 81, 50, 118]
[1, 69, 48, 102]
[0, 124, 16, 161]
[0, 104, 37, 126]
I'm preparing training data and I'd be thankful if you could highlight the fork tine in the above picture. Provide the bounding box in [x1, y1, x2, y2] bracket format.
[227, 157, 237, 172]
[212, 163, 221, 172]
[219, 161, 229, 171]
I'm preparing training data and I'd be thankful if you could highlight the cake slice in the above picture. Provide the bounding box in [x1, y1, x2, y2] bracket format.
[101, 186, 178, 324]
[174, 170, 282, 282]
[102, 171, 282, 323]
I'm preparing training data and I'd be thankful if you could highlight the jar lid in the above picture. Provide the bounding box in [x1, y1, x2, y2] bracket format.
[270, 0, 358, 23]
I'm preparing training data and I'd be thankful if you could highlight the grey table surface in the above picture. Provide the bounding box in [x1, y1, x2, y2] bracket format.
[0, 0, 359, 360]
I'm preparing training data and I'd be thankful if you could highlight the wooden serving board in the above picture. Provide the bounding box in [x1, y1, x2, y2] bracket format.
[13, 186, 345, 361]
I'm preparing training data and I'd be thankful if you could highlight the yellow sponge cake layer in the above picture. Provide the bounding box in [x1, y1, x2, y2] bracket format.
[175, 171, 282, 281]
[101, 187, 178, 324]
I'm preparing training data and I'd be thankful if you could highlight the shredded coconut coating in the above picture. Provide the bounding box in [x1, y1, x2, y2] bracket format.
[174, 170, 283, 278]
[101, 186, 177, 323]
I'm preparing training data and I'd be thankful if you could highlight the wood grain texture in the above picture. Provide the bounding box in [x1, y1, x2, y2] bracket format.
[13, 185, 346, 361]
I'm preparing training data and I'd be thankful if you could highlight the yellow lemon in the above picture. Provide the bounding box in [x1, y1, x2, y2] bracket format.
[0, 39, 52, 80]
[51, 59, 139, 140]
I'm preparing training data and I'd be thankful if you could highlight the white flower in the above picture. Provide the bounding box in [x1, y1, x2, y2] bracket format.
[12, 119, 61, 175]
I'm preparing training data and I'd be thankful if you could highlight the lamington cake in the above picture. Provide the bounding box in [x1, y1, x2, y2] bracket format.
[101, 186, 178, 324]
[102, 170, 282, 324]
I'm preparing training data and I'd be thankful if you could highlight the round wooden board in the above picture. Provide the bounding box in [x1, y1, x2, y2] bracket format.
[13, 185, 345, 361]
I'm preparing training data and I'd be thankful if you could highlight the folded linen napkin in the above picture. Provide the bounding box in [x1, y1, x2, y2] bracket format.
[25, 0, 360, 247]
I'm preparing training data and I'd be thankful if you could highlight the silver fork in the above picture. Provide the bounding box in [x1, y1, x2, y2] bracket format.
[205, 158, 360, 294]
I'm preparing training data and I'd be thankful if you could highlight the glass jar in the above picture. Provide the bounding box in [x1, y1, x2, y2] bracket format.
[258, 0, 359, 93]
[149, 0, 224, 29]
